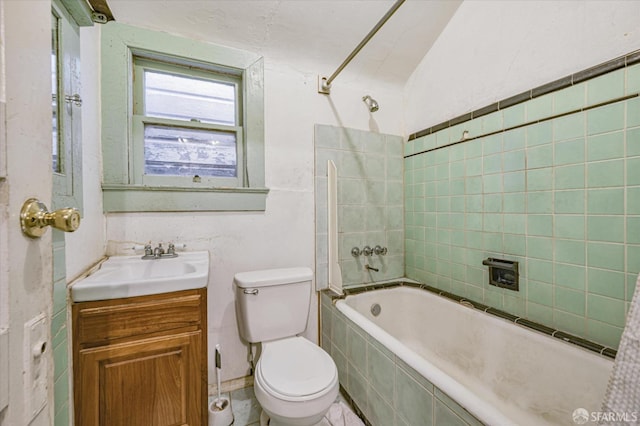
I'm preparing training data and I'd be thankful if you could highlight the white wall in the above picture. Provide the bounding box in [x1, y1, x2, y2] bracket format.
[404, 0, 640, 134]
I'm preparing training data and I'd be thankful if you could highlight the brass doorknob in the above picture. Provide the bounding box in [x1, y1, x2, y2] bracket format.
[20, 198, 81, 238]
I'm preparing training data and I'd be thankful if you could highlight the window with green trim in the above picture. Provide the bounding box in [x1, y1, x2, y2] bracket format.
[101, 23, 267, 212]
[132, 56, 244, 188]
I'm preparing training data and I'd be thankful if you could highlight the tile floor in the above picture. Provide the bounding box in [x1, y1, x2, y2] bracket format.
[209, 386, 362, 426]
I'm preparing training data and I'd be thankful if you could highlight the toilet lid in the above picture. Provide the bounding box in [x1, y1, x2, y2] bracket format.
[259, 337, 337, 397]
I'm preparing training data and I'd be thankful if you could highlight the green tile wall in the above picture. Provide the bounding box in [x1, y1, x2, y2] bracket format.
[320, 293, 482, 426]
[404, 63, 640, 349]
[315, 125, 404, 288]
[52, 230, 70, 426]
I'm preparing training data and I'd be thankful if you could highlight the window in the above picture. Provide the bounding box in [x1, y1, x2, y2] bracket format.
[132, 57, 243, 188]
[101, 23, 267, 212]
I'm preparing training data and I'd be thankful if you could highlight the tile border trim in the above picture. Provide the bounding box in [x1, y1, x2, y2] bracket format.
[408, 48, 640, 142]
[324, 281, 618, 359]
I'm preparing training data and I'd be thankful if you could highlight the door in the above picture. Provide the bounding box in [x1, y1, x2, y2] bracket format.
[0, 2, 56, 425]
[77, 332, 202, 426]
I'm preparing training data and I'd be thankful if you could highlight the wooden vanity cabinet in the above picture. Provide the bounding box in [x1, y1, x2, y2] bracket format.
[72, 288, 208, 426]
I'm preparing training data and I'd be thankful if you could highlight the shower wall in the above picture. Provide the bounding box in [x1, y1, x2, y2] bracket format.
[315, 124, 404, 289]
[404, 60, 640, 349]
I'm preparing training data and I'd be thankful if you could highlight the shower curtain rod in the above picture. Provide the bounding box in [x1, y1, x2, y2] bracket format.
[318, 0, 406, 95]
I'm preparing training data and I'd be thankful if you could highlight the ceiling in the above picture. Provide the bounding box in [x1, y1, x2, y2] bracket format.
[107, 0, 462, 89]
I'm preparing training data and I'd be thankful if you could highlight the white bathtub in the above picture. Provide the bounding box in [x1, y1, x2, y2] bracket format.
[335, 286, 614, 426]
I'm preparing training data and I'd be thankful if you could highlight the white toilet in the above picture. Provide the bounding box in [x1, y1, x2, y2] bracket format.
[234, 267, 339, 426]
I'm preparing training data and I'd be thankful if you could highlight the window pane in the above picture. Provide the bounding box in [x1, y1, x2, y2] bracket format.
[144, 125, 237, 178]
[52, 14, 61, 173]
[144, 70, 236, 126]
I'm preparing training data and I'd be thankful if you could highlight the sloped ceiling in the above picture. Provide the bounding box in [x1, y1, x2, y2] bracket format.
[108, 0, 461, 89]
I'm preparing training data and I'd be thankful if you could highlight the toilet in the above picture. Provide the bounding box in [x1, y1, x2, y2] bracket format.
[234, 267, 339, 426]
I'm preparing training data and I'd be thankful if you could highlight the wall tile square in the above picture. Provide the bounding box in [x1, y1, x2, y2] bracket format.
[555, 263, 586, 290]
[527, 121, 553, 147]
[587, 242, 625, 271]
[628, 187, 640, 214]
[554, 215, 585, 240]
[555, 239, 586, 265]
[627, 97, 640, 128]
[587, 188, 624, 214]
[527, 93, 554, 121]
[628, 63, 640, 95]
[503, 104, 526, 129]
[587, 102, 625, 135]
[527, 236, 553, 260]
[587, 216, 625, 243]
[504, 171, 526, 193]
[483, 174, 503, 193]
[483, 153, 503, 174]
[527, 191, 553, 214]
[527, 144, 553, 169]
[483, 134, 503, 155]
[554, 310, 586, 337]
[627, 157, 640, 185]
[484, 194, 503, 213]
[504, 234, 526, 256]
[587, 69, 624, 105]
[587, 294, 626, 327]
[554, 113, 585, 142]
[528, 280, 553, 306]
[587, 159, 624, 188]
[627, 128, 640, 157]
[627, 216, 640, 244]
[554, 83, 585, 115]
[555, 287, 585, 315]
[586, 319, 623, 348]
[555, 190, 585, 214]
[503, 128, 526, 152]
[504, 149, 526, 172]
[503, 213, 526, 235]
[527, 168, 553, 191]
[528, 258, 553, 283]
[587, 132, 624, 162]
[555, 164, 585, 190]
[588, 268, 625, 299]
[504, 193, 526, 213]
[554, 138, 585, 166]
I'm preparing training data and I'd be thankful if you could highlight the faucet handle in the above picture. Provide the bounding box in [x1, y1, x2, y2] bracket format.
[374, 245, 388, 255]
[362, 246, 372, 256]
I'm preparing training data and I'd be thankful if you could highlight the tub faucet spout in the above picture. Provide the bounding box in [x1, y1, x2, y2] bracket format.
[365, 264, 379, 272]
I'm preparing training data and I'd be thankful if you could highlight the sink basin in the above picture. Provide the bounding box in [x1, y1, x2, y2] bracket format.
[71, 251, 209, 302]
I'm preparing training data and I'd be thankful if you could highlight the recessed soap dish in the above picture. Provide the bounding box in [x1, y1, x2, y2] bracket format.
[482, 258, 519, 291]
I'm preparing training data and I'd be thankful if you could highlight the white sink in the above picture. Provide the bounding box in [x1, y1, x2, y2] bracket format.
[71, 251, 209, 302]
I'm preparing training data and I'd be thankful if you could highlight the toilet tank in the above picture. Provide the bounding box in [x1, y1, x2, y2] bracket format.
[234, 267, 313, 343]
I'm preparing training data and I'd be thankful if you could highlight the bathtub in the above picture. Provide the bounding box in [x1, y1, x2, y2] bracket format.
[332, 285, 614, 426]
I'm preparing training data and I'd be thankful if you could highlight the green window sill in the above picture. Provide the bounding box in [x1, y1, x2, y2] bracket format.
[102, 185, 269, 212]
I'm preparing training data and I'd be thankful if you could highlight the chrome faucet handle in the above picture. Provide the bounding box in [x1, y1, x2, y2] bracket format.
[144, 244, 153, 256]
[374, 245, 388, 255]
[351, 247, 362, 257]
[362, 246, 372, 256]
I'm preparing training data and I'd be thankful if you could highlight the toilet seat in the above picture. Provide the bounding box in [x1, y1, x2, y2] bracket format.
[257, 336, 337, 400]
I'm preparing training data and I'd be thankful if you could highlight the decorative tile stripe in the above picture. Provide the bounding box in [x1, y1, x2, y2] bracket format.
[324, 281, 618, 359]
[408, 49, 640, 142]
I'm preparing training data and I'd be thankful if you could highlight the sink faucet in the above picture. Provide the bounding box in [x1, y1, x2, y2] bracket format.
[140, 242, 179, 260]
[153, 243, 165, 258]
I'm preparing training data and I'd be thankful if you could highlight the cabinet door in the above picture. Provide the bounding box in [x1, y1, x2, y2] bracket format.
[76, 331, 202, 426]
